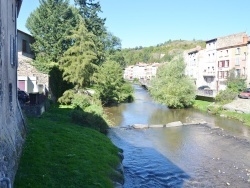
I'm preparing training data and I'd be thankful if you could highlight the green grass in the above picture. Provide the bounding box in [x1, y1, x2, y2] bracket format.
[193, 100, 212, 112]
[221, 111, 250, 126]
[193, 100, 250, 127]
[14, 104, 120, 188]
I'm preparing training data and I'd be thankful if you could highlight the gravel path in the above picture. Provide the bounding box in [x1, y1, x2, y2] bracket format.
[223, 98, 250, 114]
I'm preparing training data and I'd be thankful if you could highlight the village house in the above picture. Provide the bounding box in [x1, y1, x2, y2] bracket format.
[184, 32, 250, 92]
[0, 0, 26, 187]
[123, 62, 160, 81]
[247, 39, 250, 86]
[216, 33, 248, 90]
[17, 29, 49, 94]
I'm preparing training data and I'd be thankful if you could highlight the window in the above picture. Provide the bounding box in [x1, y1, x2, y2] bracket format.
[235, 69, 241, 77]
[22, 40, 27, 53]
[235, 58, 240, 66]
[218, 71, 228, 79]
[236, 47, 240, 55]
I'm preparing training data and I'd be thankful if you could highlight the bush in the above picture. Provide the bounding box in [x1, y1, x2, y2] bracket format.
[215, 89, 238, 104]
[149, 57, 196, 108]
[71, 93, 91, 110]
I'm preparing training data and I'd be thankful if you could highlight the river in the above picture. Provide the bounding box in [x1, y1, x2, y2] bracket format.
[106, 85, 250, 188]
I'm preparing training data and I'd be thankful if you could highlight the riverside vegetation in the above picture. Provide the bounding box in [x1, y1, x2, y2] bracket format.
[14, 105, 124, 187]
[15, 1, 249, 187]
[15, 0, 132, 187]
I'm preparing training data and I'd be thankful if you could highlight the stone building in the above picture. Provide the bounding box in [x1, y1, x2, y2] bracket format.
[17, 29, 49, 94]
[0, 0, 26, 187]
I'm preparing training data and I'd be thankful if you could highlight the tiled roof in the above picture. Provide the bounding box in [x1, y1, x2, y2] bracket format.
[186, 46, 202, 54]
[217, 32, 248, 49]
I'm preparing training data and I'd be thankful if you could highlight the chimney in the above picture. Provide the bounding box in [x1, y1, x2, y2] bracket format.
[243, 36, 248, 44]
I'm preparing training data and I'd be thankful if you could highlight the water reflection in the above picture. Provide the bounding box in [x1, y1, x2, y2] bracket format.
[105, 85, 250, 138]
[107, 85, 250, 187]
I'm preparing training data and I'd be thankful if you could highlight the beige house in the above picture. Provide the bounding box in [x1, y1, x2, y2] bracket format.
[216, 32, 248, 90]
[247, 40, 250, 87]
[124, 62, 160, 81]
[184, 32, 249, 92]
[0, 0, 26, 186]
[17, 30, 49, 94]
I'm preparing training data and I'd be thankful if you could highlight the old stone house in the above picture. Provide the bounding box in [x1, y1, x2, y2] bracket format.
[17, 29, 49, 94]
[0, 0, 26, 187]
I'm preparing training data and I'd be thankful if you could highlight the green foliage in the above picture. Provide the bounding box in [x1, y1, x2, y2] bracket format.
[193, 100, 212, 112]
[121, 40, 205, 65]
[93, 61, 134, 105]
[227, 68, 247, 92]
[207, 104, 223, 115]
[71, 93, 91, 109]
[215, 89, 238, 104]
[215, 68, 246, 103]
[149, 57, 196, 108]
[60, 19, 98, 88]
[70, 108, 108, 133]
[49, 65, 73, 100]
[26, 0, 79, 68]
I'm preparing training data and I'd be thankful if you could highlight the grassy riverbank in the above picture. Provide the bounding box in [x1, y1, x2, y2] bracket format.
[14, 104, 121, 188]
[193, 100, 250, 126]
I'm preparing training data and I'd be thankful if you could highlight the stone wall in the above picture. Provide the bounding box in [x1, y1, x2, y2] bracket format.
[0, 0, 26, 186]
[18, 53, 49, 93]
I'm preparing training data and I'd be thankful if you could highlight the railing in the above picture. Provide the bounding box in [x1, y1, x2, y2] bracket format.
[196, 89, 217, 98]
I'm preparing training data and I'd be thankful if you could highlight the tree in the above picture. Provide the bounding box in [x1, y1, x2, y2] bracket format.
[74, 0, 106, 65]
[227, 68, 247, 92]
[26, 0, 79, 72]
[60, 19, 98, 89]
[149, 57, 196, 108]
[93, 61, 133, 105]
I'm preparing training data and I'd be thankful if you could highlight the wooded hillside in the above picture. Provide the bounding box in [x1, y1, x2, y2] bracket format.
[121, 40, 206, 66]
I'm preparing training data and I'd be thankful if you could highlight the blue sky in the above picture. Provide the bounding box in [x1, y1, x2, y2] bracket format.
[17, 0, 250, 49]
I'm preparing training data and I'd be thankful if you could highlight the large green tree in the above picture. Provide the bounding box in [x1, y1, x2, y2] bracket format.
[60, 19, 98, 89]
[149, 57, 196, 108]
[74, 0, 107, 65]
[26, 0, 79, 72]
[93, 61, 133, 105]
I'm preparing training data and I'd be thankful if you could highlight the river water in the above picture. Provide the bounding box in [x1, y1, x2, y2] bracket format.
[106, 85, 250, 188]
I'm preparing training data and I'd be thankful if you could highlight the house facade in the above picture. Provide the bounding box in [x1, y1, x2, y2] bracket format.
[0, 0, 26, 186]
[124, 62, 160, 81]
[216, 32, 248, 90]
[17, 29, 49, 94]
[184, 32, 250, 91]
[247, 40, 250, 86]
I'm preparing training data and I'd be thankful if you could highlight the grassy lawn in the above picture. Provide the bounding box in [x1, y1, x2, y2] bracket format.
[193, 100, 212, 112]
[14, 104, 121, 188]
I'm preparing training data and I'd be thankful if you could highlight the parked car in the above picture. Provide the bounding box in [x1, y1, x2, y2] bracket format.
[18, 88, 30, 103]
[198, 85, 210, 90]
[238, 88, 250, 99]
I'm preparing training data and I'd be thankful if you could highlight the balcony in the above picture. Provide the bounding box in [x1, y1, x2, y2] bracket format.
[218, 67, 230, 71]
[203, 71, 216, 77]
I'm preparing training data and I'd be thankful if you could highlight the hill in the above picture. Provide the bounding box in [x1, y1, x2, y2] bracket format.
[121, 40, 205, 65]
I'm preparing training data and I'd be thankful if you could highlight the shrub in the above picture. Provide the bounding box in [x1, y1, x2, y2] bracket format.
[149, 57, 196, 108]
[215, 89, 238, 104]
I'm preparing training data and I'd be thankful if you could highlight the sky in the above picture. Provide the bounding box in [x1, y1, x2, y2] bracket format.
[17, 0, 250, 49]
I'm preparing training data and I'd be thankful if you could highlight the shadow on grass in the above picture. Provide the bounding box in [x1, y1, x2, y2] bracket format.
[15, 104, 121, 188]
[70, 108, 109, 134]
